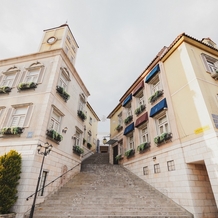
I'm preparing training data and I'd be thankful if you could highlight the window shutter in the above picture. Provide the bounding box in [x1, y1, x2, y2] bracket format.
[12, 71, 21, 87]
[23, 105, 34, 127]
[201, 54, 210, 72]
[2, 108, 13, 127]
[0, 75, 3, 85]
[18, 71, 26, 85]
[37, 67, 45, 84]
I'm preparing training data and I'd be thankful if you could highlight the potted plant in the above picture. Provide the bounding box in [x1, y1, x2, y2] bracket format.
[115, 154, 123, 161]
[115, 124, 123, 132]
[134, 104, 146, 115]
[73, 145, 84, 155]
[77, 110, 87, 121]
[137, 142, 150, 153]
[17, 82, 37, 91]
[124, 148, 135, 158]
[148, 90, 163, 103]
[124, 115, 133, 125]
[46, 129, 63, 142]
[56, 86, 70, 102]
[0, 86, 12, 94]
[0, 127, 24, 135]
[87, 142, 92, 149]
[154, 132, 172, 146]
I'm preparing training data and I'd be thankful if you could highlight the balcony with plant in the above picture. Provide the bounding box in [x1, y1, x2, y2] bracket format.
[77, 110, 87, 121]
[115, 154, 124, 161]
[87, 142, 92, 149]
[124, 148, 135, 158]
[73, 145, 84, 156]
[148, 90, 164, 103]
[17, 82, 37, 91]
[154, 132, 172, 146]
[0, 127, 24, 136]
[0, 86, 12, 94]
[115, 124, 123, 132]
[134, 104, 146, 116]
[137, 142, 150, 153]
[124, 115, 133, 125]
[56, 86, 70, 102]
[46, 129, 63, 143]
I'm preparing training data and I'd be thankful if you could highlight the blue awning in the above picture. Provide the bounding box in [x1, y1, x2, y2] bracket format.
[123, 122, 134, 135]
[145, 65, 160, 83]
[122, 94, 132, 107]
[150, 98, 167, 117]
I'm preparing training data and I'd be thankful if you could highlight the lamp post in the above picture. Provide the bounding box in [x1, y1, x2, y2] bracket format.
[103, 135, 110, 144]
[29, 142, 53, 218]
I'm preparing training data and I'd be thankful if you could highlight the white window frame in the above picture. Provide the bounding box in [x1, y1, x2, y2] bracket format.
[155, 111, 170, 135]
[141, 126, 149, 143]
[119, 140, 123, 155]
[167, 160, 175, 171]
[74, 131, 81, 146]
[201, 53, 218, 73]
[128, 134, 134, 149]
[118, 112, 123, 126]
[78, 94, 86, 112]
[1, 67, 20, 88]
[150, 75, 161, 95]
[154, 163, 160, 174]
[126, 108, 132, 117]
[48, 106, 64, 133]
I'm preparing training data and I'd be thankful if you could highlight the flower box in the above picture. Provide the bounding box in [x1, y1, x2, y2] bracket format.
[17, 82, 37, 91]
[124, 115, 133, 125]
[116, 125, 123, 132]
[115, 154, 124, 161]
[148, 90, 163, 103]
[0, 86, 12, 94]
[56, 86, 70, 102]
[73, 145, 84, 155]
[0, 127, 24, 135]
[87, 142, 92, 149]
[46, 129, 63, 142]
[154, 132, 172, 146]
[137, 142, 150, 153]
[124, 148, 135, 158]
[77, 110, 87, 121]
[134, 104, 146, 116]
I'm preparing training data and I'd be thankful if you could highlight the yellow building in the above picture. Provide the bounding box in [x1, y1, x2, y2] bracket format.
[107, 34, 218, 218]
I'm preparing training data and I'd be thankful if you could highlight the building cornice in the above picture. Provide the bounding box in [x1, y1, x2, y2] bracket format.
[87, 102, 100, 121]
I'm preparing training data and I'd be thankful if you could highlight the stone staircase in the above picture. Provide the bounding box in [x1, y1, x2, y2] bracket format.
[30, 153, 193, 218]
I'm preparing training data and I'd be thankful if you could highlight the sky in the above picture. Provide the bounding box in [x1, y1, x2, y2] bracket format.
[0, 0, 218, 133]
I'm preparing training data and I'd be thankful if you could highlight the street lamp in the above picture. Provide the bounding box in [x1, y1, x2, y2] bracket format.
[29, 142, 53, 218]
[103, 135, 110, 144]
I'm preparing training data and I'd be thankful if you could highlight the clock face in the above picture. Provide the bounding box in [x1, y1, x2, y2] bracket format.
[47, 36, 57, 45]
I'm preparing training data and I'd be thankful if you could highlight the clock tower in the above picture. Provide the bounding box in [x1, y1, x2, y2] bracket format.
[39, 24, 79, 65]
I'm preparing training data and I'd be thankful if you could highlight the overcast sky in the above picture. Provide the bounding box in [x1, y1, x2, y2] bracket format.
[0, 0, 218, 133]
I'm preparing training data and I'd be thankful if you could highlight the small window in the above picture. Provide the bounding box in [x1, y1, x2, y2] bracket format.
[126, 108, 132, 117]
[118, 112, 123, 125]
[128, 134, 134, 149]
[143, 166, 149, 175]
[154, 163, 160, 174]
[48, 106, 64, 133]
[156, 112, 169, 135]
[119, 140, 123, 155]
[1, 74, 16, 87]
[67, 35, 71, 44]
[38, 170, 48, 196]
[74, 131, 81, 146]
[59, 73, 68, 90]
[151, 76, 161, 95]
[87, 132, 91, 143]
[141, 126, 149, 143]
[201, 53, 218, 73]
[167, 160, 175, 171]
[89, 117, 92, 125]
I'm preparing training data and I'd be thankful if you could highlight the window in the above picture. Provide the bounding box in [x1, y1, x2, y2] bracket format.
[157, 114, 169, 134]
[67, 35, 71, 44]
[141, 126, 149, 143]
[118, 112, 123, 125]
[59, 73, 68, 90]
[89, 117, 92, 125]
[38, 170, 48, 196]
[151, 76, 161, 95]
[167, 160, 175, 171]
[119, 140, 123, 155]
[49, 110, 61, 132]
[64, 46, 69, 54]
[126, 108, 132, 117]
[201, 53, 218, 73]
[139, 96, 145, 106]
[25, 69, 40, 83]
[143, 166, 149, 175]
[78, 94, 86, 112]
[2, 104, 33, 128]
[128, 134, 134, 149]
[74, 131, 81, 146]
[1, 74, 16, 87]
[154, 164, 160, 174]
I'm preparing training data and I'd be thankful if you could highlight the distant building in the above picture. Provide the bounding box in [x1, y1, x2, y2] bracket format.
[107, 33, 218, 218]
[0, 24, 99, 217]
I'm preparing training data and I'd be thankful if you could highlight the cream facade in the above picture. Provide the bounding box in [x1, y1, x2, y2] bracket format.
[0, 24, 99, 217]
[107, 34, 218, 218]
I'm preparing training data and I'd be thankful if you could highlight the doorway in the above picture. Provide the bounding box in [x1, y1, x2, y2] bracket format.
[113, 145, 118, 164]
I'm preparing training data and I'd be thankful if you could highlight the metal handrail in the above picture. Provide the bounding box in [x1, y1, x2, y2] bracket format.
[26, 163, 80, 201]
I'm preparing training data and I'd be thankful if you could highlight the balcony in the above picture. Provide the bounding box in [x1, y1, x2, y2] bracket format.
[115, 124, 123, 132]
[77, 110, 87, 121]
[124, 148, 135, 158]
[56, 86, 70, 102]
[154, 132, 172, 146]
[137, 142, 150, 153]
[17, 82, 37, 91]
[148, 90, 163, 104]
[134, 104, 145, 116]
[124, 115, 133, 125]
[0, 127, 24, 136]
[46, 129, 63, 143]
[0, 86, 12, 94]
[73, 145, 84, 156]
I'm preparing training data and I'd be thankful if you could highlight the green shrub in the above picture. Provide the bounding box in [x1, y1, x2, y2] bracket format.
[0, 150, 22, 214]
